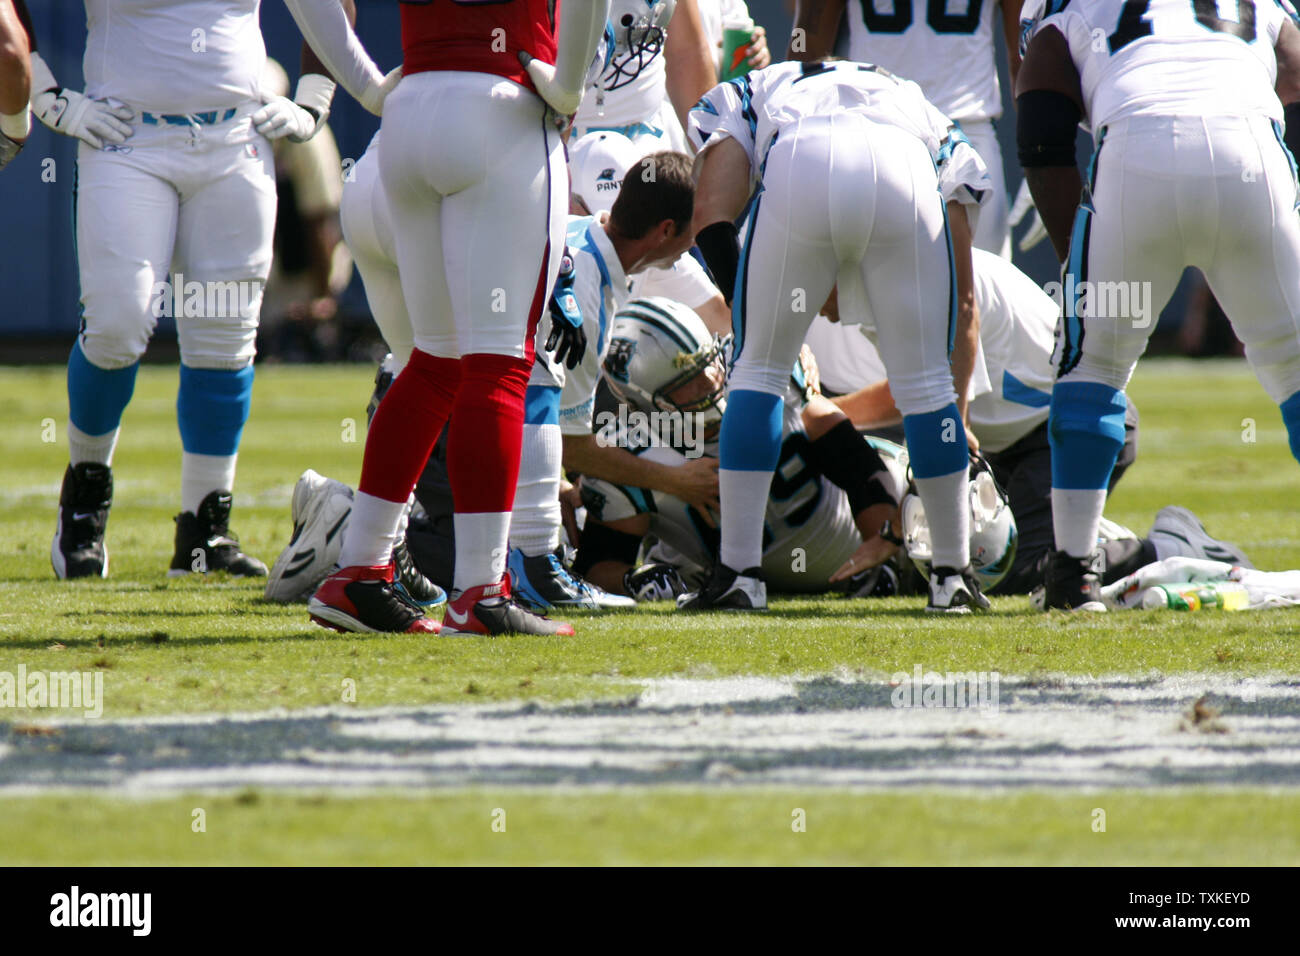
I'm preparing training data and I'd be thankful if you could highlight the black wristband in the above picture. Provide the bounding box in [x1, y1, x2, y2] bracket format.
[804, 419, 898, 516]
[1016, 88, 1082, 168]
[695, 220, 740, 303]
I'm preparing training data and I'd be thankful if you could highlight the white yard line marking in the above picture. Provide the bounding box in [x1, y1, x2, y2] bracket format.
[1, 674, 1298, 793]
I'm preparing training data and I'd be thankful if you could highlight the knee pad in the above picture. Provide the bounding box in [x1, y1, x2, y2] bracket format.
[889, 366, 960, 419]
[1049, 381, 1127, 490]
[720, 389, 782, 472]
[77, 307, 155, 370]
[177, 364, 255, 456]
[902, 403, 967, 479]
[175, 277, 262, 370]
[727, 360, 794, 399]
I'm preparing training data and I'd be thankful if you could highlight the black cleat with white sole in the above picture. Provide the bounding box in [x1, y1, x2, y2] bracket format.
[52, 462, 113, 579]
[676, 563, 767, 611]
[926, 565, 990, 614]
[170, 490, 267, 578]
[1043, 549, 1107, 612]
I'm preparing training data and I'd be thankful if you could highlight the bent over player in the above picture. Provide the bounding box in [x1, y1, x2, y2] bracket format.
[683, 60, 993, 613]
[1019, 0, 1300, 609]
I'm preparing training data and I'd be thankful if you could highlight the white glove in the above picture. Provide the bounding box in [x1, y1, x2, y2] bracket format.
[357, 65, 402, 117]
[1008, 178, 1049, 252]
[519, 53, 584, 116]
[252, 94, 317, 141]
[29, 52, 134, 149]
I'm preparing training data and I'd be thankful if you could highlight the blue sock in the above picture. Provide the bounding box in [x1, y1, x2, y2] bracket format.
[1049, 381, 1127, 489]
[720, 389, 782, 472]
[1282, 391, 1300, 465]
[67, 341, 138, 437]
[901, 403, 967, 479]
[177, 364, 254, 456]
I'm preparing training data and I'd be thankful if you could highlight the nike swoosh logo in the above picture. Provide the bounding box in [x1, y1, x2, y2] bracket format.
[447, 606, 470, 625]
[72, 512, 96, 521]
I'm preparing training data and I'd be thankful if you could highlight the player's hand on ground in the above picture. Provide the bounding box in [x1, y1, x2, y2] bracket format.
[669, 456, 720, 526]
[358, 66, 402, 117]
[829, 534, 900, 584]
[252, 94, 317, 142]
[747, 26, 771, 70]
[1009, 179, 1049, 252]
[32, 88, 134, 149]
[518, 52, 584, 117]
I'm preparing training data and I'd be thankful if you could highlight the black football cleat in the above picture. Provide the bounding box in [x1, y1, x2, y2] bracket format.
[51, 462, 113, 579]
[676, 563, 767, 611]
[393, 536, 446, 608]
[169, 490, 268, 578]
[1043, 549, 1107, 612]
[309, 564, 441, 634]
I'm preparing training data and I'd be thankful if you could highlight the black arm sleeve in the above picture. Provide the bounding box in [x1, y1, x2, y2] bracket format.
[694, 220, 740, 303]
[1016, 89, 1083, 168]
[803, 419, 898, 516]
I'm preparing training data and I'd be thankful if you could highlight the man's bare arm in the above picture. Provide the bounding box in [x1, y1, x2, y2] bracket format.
[1016, 25, 1085, 262]
[562, 434, 720, 518]
[1000, 0, 1025, 92]
[1276, 17, 1300, 106]
[947, 200, 979, 431]
[665, 0, 717, 138]
[0, 0, 30, 117]
[787, 0, 847, 61]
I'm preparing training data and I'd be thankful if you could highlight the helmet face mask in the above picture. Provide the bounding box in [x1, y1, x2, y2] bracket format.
[600, 1, 676, 93]
[603, 297, 727, 448]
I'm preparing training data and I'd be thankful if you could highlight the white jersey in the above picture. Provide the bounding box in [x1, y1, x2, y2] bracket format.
[688, 61, 991, 210]
[582, 381, 871, 590]
[83, 0, 265, 114]
[813, 249, 1056, 452]
[557, 215, 633, 436]
[845, 0, 1006, 121]
[575, 0, 671, 133]
[1023, 0, 1291, 129]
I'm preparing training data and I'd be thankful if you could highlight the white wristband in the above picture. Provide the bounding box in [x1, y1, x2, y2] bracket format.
[293, 72, 336, 120]
[1, 108, 31, 139]
[29, 51, 58, 98]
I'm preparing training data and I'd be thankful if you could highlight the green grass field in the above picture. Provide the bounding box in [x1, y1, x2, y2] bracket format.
[1, 359, 1298, 865]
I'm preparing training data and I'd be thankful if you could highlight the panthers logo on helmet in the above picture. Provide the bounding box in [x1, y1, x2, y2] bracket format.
[605, 337, 637, 383]
[597, 167, 616, 182]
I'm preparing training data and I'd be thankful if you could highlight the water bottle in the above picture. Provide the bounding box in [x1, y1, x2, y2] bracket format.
[1140, 582, 1248, 611]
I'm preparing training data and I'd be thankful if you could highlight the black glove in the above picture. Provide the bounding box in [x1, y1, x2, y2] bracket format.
[545, 248, 587, 369]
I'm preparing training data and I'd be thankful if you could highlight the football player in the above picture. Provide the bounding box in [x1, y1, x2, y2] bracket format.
[818, 248, 1253, 594]
[26, 0, 381, 581]
[684, 61, 992, 614]
[0, 0, 29, 171]
[1019, 0, 1300, 609]
[575, 298, 907, 599]
[787, 0, 1023, 257]
[303, 0, 610, 635]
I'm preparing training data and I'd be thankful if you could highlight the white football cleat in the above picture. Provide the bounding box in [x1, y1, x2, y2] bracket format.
[1148, 506, 1254, 569]
[926, 565, 991, 614]
[677, 564, 767, 611]
[265, 469, 355, 603]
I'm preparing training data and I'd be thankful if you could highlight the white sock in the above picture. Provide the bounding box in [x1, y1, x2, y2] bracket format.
[339, 490, 407, 568]
[510, 422, 562, 557]
[68, 422, 120, 467]
[453, 511, 511, 593]
[719, 468, 774, 573]
[1052, 488, 1109, 557]
[914, 470, 970, 571]
[181, 451, 238, 514]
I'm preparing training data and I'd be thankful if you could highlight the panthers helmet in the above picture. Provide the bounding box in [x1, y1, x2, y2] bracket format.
[603, 297, 727, 443]
[900, 455, 1018, 591]
[599, 0, 677, 93]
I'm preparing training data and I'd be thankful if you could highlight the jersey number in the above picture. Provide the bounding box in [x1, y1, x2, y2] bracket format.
[859, 0, 985, 36]
[768, 435, 823, 531]
[1108, 0, 1256, 54]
